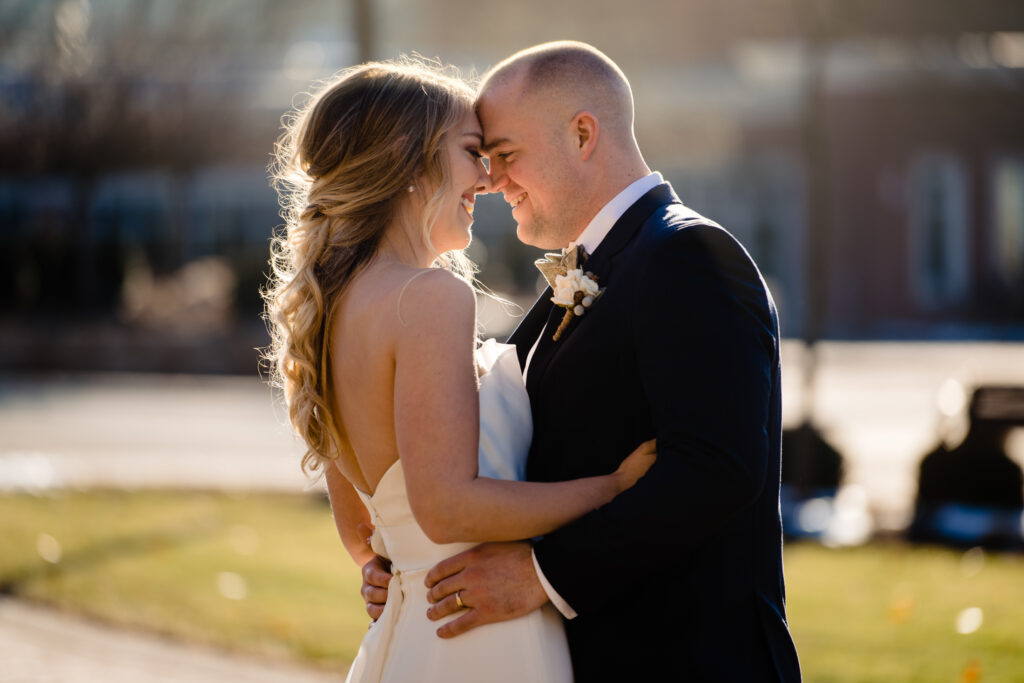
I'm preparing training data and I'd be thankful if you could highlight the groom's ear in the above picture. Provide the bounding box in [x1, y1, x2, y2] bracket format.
[571, 112, 599, 161]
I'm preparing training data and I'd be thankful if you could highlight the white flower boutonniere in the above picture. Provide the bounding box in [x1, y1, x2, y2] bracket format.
[550, 268, 604, 341]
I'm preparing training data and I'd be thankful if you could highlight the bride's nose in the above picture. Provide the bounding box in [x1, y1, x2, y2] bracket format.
[475, 165, 492, 193]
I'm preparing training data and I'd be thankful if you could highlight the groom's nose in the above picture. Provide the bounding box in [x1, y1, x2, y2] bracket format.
[487, 162, 508, 193]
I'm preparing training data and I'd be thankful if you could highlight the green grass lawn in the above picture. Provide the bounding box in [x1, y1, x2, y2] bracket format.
[0, 490, 366, 670]
[2, 490, 1023, 681]
[784, 542, 1024, 682]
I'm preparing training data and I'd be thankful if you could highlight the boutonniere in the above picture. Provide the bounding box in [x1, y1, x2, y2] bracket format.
[550, 268, 604, 341]
[535, 242, 587, 288]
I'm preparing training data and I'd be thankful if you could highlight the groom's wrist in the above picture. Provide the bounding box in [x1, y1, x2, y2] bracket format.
[531, 547, 578, 619]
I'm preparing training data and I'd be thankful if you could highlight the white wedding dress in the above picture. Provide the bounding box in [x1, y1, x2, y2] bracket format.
[344, 339, 573, 683]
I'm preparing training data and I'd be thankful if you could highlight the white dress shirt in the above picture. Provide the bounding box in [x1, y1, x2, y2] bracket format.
[527, 171, 663, 619]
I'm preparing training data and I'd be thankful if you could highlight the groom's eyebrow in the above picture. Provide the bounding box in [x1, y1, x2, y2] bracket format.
[481, 137, 512, 153]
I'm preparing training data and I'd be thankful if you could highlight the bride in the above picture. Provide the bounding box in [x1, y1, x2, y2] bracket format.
[264, 58, 655, 683]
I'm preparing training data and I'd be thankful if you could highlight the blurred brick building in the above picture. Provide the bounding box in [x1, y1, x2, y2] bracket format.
[1, 0, 1022, 373]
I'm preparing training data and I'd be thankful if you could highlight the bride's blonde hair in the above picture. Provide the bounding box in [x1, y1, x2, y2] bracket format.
[265, 58, 477, 475]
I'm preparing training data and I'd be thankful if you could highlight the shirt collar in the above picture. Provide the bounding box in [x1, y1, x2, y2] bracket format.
[570, 172, 663, 254]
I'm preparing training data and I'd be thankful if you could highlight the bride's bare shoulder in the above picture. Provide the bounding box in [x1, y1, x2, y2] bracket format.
[345, 264, 474, 331]
[395, 267, 475, 332]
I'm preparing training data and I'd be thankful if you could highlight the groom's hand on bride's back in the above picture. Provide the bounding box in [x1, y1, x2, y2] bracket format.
[361, 555, 392, 621]
[423, 541, 547, 638]
[358, 523, 391, 621]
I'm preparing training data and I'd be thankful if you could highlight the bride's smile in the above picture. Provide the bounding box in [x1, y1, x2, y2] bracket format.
[430, 110, 490, 254]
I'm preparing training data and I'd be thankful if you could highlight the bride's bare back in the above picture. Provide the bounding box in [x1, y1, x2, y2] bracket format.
[329, 261, 476, 496]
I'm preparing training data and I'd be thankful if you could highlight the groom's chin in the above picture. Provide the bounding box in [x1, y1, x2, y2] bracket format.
[515, 223, 558, 251]
[514, 223, 539, 248]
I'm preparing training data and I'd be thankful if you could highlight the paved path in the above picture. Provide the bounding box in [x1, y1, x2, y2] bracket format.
[0, 372, 312, 492]
[0, 598, 343, 682]
[2, 342, 1022, 528]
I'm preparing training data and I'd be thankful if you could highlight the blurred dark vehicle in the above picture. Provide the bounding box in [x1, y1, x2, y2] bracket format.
[780, 422, 847, 540]
[908, 385, 1024, 550]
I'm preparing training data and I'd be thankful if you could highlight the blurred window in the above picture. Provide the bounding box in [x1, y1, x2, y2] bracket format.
[184, 167, 279, 259]
[908, 153, 971, 310]
[991, 158, 1024, 288]
[88, 172, 175, 246]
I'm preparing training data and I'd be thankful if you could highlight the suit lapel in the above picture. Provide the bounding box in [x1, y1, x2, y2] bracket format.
[583, 183, 679, 281]
[507, 287, 555, 370]
[524, 303, 566, 397]
[521, 183, 681, 390]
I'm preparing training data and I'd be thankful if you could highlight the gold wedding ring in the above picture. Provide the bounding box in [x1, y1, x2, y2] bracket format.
[455, 590, 465, 609]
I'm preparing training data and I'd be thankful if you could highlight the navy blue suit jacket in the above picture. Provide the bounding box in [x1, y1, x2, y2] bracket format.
[508, 183, 801, 682]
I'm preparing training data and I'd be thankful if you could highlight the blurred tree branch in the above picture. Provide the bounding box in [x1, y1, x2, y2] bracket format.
[0, 0, 287, 176]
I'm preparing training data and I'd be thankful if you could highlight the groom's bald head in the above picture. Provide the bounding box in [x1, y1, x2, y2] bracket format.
[476, 41, 650, 249]
[478, 41, 636, 143]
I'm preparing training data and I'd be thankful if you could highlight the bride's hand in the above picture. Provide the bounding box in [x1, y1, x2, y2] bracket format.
[614, 439, 657, 492]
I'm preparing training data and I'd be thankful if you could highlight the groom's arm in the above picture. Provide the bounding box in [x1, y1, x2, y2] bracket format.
[532, 223, 778, 616]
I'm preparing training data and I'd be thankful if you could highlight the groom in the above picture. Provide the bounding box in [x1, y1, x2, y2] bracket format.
[366, 41, 801, 681]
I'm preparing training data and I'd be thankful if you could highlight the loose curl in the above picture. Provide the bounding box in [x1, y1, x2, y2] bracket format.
[264, 57, 478, 476]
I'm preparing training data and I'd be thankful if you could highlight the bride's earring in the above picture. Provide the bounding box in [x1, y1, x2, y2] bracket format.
[407, 185, 415, 193]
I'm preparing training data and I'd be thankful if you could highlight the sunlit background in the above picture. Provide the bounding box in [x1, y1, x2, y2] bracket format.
[2, 0, 1024, 680]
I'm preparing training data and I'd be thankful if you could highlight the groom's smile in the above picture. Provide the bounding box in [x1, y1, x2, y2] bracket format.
[508, 192, 527, 210]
